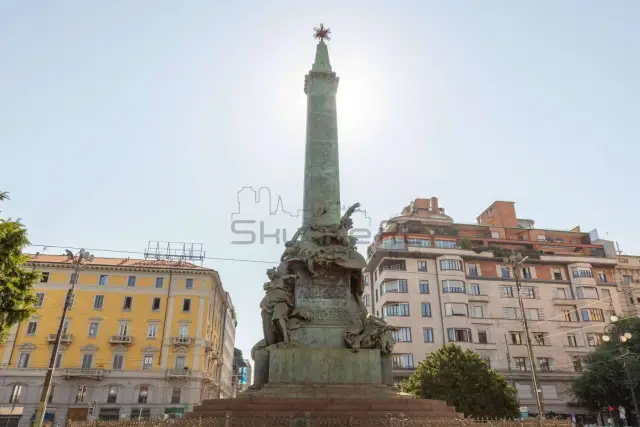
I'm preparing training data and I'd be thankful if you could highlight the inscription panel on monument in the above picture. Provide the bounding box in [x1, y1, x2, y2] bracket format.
[295, 269, 350, 325]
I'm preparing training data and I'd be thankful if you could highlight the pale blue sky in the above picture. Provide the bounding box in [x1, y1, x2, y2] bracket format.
[1, 1, 639, 359]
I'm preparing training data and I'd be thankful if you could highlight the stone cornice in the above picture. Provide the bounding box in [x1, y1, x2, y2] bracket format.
[25, 261, 215, 276]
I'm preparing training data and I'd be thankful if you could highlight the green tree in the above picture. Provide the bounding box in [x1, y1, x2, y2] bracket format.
[0, 191, 38, 342]
[401, 343, 519, 418]
[570, 317, 640, 423]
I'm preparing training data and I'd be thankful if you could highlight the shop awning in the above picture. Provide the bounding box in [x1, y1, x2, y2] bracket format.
[164, 408, 184, 415]
[30, 412, 54, 421]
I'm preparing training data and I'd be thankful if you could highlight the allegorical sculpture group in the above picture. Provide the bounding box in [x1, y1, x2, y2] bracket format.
[251, 203, 397, 387]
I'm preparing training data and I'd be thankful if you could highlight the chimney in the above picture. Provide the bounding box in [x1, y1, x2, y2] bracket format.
[430, 197, 439, 212]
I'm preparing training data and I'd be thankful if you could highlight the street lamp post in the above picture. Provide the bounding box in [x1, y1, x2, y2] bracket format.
[504, 252, 545, 420]
[603, 314, 640, 427]
[33, 249, 94, 427]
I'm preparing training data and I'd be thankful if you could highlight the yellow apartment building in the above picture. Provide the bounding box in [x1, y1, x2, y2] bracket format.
[0, 254, 234, 426]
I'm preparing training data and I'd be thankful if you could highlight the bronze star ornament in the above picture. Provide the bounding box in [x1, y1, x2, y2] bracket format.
[313, 24, 331, 42]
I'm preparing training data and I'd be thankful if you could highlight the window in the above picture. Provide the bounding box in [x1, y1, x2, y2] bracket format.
[182, 298, 191, 312]
[381, 280, 408, 294]
[445, 303, 468, 316]
[521, 287, 536, 299]
[532, 332, 549, 346]
[597, 271, 607, 282]
[81, 354, 93, 369]
[581, 308, 604, 322]
[419, 281, 429, 294]
[362, 294, 370, 307]
[407, 238, 430, 248]
[553, 269, 563, 280]
[567, 334, 578, 347]
[522, 267, 532, 279]
[510, 332, 524, 345]
[62, 319, 70, 335]
[572, 357, 583, 372]
[525, 308, 542, 320]
[439, 259, 463, 271]
[391, 354, 414, 369]
[623, 275, 633, 285]
[112, 354, 124, 370]
[123, 296, 133, 310]
[442, 280, 465, 293]
[541, 384, 558, 399]
[138, 386, 149, 404]
[516, 382, 532, 398]
[468, 264, 478, 276]
[572, 268, 593, 278]
[503, 307, 520, 319]
[601, 289, 611, 300]
[99, 275, 108, 286]
[514, 358, 528, 371]
[178, 325, 189, 338]
[576, 287, 598, 299]
[423, 328, 434, 343]
[554, 288, 568, 299]
[26, 321, 38, 335]
[392, 327, 412, 342]
[88, 322, 99, 337]
[147, 323, 158, 338]
[174, 355, 186, 370]
[501, 286, 514, 298]
[155, 277, 164, 288]
[127, 276, 136, 287]
[107, 386, 117, 403]
[421, 302, 432, 317]
[94, 295, 104, 309]
[470, 306, 484, 318]
[35, 293, 44, 307]
[382, 303, 410, 317]
[538, 357, 552, 372]
[559, 306, 579, 322]
[118, 322, 129, 337]
[447, 328, 472, 342]
[40, 272, 50, 283]
[417, 261, 428, 272]
[586, 333, 604, 346]
[55, 353, 63, 368]
[17, 352, 30, 368]
[171, 387, 181, 404]
[379, 236, 405, 250]
[143, 355, 153, 370]
[435, 240, 456, 249]
[75, 385, 87, 403]
[132, 408, 151, 420]
[48, 385, 55, 404]
[500, 266, 511, 278]
[185, 278, 194, 289]
[478, 331, 488, 344]
[152, 297, 161, 311]
[470, 284, 480, 295]
[9, 385, 22, 403]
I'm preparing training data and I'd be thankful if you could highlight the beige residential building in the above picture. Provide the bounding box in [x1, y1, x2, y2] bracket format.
[363, 198, 625, 418]
[614, 255, 640, 317]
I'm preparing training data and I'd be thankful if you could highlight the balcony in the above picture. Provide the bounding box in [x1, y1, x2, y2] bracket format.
[47, 334, 72, 344]
[109, 335, 133, 345]
[166, 368, 190, 379]
[171, 336, 192, 346]
[62, 368, 104, 379]
[468, 293, 490, 303]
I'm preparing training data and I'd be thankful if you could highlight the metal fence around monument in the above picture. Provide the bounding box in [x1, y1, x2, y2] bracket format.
[69, 415, 572, 427]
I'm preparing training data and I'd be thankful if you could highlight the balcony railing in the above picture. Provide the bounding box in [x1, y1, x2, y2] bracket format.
[62, 368, 104, 379]
[166, 369, 190, 379]
[47, 334, 72, 344]
[171, 336, 192, 346]
[109, 335, 133, 344]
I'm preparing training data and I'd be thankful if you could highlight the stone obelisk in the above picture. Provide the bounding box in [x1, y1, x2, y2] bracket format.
[302, 33, 341, 227]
